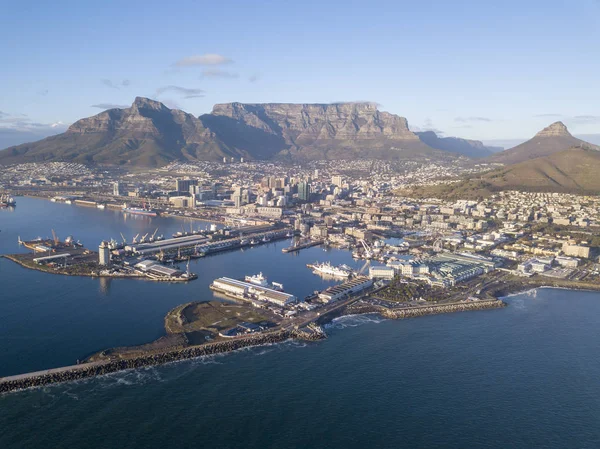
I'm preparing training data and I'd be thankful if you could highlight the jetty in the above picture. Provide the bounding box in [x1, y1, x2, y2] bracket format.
[0, 328, 326, 394]
[282, 239, 324, 253]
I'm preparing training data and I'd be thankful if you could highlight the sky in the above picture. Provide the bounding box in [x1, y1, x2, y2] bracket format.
[1, 0, 599, 148]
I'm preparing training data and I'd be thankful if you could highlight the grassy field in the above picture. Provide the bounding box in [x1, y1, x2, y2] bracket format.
[165, 301, 274, 336]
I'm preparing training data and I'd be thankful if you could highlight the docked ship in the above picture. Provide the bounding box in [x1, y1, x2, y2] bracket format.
[244, 273, 284, 291]
[307, 262, 352, 278]
[122, 205, 158, 217]
[0, 195, 16, 208]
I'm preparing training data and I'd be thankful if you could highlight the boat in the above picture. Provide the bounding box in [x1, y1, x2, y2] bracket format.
[123, 207, 158, 217]
[245, 272, 269, 287]
[97, 203, 106, 209]
[244, 273, 285, 291]
[240, 238, 250, 246]
[262, 235, 271, 243]
[308, 262, 352, 278]
[250, 239, 259, 245]
[0, 195, 16, 208]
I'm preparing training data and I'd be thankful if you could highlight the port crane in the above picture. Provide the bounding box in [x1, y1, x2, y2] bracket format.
[120, 232, 127, 245]
[150, 228, 159, 242]
[132, 233, 139, 244]
[357, 260, 371, 276]
[358, 239, 374, 259]
[140, 233, 149, 243]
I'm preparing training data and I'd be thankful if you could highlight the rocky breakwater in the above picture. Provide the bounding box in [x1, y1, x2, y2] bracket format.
[1, 328, 326, 394]
[347, 299, 506, 319]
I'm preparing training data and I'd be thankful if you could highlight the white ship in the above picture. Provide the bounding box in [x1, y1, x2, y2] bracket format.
[307, 262, 352, 278]
[244, 273, 284, 291]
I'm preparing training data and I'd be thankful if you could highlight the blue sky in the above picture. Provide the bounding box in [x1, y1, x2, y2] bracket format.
[1, 0, 599, 147]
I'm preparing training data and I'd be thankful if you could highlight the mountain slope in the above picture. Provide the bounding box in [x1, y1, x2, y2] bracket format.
[0, 98, 234, 167]
[488, 122, 599, 165]
[203, 102, 454, 162]
[415, 131, 498, 158]
[400, 146, 600, 199]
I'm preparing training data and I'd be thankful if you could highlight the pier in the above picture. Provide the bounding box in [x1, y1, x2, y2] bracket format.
[282, 239, 324, 253]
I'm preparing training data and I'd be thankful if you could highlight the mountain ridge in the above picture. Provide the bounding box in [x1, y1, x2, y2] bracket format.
[0, 98, 460, 167]
[415, 131, 500, 158]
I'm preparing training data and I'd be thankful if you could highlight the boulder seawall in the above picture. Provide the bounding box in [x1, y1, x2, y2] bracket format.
[0, 328, 325, 394]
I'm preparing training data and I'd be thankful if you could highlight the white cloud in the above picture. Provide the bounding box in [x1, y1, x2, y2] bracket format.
[175, 53, 232, 67]
[91, 103, 129, 109]
[155, 85, 205, 99]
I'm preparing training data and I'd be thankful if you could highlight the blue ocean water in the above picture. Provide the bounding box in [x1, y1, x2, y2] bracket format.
[1, 198, 600, 448]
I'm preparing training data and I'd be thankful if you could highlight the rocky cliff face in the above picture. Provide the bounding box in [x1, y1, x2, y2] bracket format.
[204, 102, 446, 161]
[535, 121, 571, 138]
[210, 102, 419, 142]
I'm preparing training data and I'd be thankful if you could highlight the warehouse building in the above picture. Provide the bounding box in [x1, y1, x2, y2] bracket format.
[318, 276, 373, 303]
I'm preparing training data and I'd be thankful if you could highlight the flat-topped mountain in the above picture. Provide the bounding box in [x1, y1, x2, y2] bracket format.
[0, 98, 471, 167]
[202, 102, 447, 161]
[415, 131, 500, 158]
[488, 121, 599, 165]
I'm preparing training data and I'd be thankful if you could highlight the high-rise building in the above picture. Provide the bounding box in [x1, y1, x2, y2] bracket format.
[332, 175, 343, 187]
[298, 181, 311, 201]
[99, 241, 110, 266]
[314, 169, 320, 179]
[176, 178, 198, 193]
[113, 181, 123, 196]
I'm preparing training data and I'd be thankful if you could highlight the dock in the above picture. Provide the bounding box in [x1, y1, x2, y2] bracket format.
[282, 239, 324, 253]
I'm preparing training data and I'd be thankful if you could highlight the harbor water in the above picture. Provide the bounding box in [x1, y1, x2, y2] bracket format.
[2, 198, 600, 448]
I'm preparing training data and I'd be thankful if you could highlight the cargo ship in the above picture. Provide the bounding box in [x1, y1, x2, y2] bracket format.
[122, 206, 158, 217]
[307, 262, 352, 278]
[0, 195, 16, 208]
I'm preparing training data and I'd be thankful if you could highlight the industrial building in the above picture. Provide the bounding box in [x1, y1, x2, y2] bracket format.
[211, 277, 297, 307]
[134, 260, 182, 278]
[369, 266, 395, 280]
[318, 276, 373, 302]
[99, 241, 110, 266]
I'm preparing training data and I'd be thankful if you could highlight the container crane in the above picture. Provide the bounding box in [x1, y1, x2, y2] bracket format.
[359, 239, 374, 259]
[51, 229, 59, 246]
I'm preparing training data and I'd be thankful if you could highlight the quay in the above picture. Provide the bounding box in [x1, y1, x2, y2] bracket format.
[282, 239, 324, 253]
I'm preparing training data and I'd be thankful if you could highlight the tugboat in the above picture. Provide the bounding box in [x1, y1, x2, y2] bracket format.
[0, 195, 16, 208]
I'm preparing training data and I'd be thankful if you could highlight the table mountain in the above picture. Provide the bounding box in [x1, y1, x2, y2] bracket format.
[488, 122, 599, 165]
[202, 102, 451, 162]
